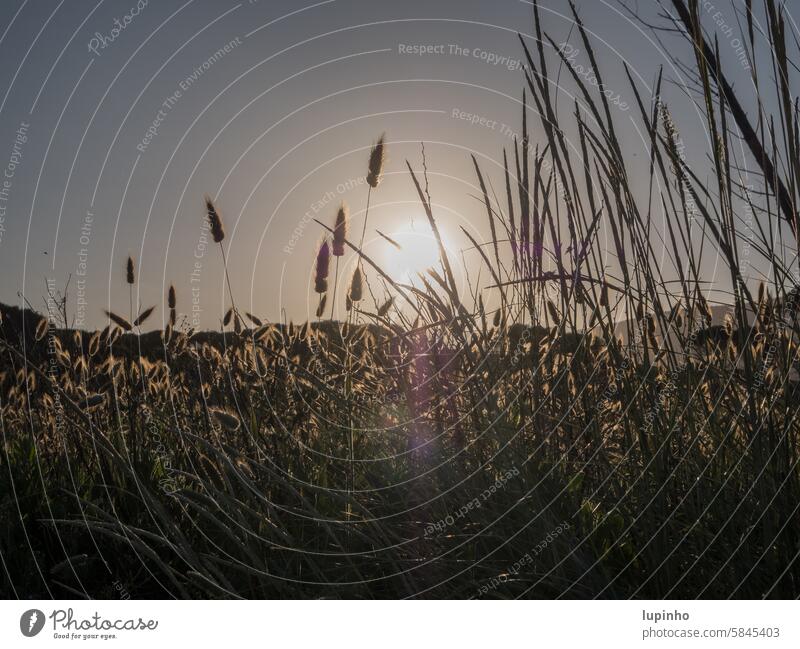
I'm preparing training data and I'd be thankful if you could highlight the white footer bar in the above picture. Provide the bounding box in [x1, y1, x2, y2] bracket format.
[1, 600, 796, 647]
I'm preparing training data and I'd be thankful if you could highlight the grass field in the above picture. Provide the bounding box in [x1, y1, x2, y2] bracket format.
[2, 0, 800, 599]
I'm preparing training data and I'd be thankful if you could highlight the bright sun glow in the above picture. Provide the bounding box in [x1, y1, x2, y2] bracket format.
[380, 224, 455, 283]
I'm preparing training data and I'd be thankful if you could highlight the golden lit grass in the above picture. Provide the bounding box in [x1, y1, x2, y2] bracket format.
[1, 0, 799, 599]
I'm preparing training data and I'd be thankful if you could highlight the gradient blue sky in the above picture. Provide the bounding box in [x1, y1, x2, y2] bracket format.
[0, 0, 770, 329]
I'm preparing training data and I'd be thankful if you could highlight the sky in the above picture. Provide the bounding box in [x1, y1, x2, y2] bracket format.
[0, 0, 778, 330]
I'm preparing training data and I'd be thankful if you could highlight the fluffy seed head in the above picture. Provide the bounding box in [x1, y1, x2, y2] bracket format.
[315, 240, 330, 294]
[332, 203, 348, 256]
[366, 134, 386, 188]
[205, 194, 225, 243]
[134, 306, 155, 327]
[349, 266, 363, 302]
[85, 393, 105, 410]
[35, 317, 49, 341]
[104, 310, 132, 332]
[724, 313, 734, 336]
[211, 408, 241, 431]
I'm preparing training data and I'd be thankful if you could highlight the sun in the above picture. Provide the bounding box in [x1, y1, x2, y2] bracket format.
[380, 223, 455, 283]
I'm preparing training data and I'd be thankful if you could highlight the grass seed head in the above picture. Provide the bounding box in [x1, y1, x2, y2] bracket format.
[205, 194, 225, 243]
[35, 317, 49, 341]
[349, 266, 363, 302]
[315, 239, 330, 294]
[366, 134, 386, 188]
[211, 408, 241, 431]
[134, 306, 155, 328]
[104, 310, 132, 332]
[332, 203, 348, 256]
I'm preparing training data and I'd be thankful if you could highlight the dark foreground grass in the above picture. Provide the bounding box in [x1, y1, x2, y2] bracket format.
[2, 0, 800, 598]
